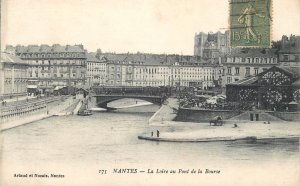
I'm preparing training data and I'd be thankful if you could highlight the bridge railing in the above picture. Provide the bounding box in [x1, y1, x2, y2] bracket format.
[92, 86, 170, 97]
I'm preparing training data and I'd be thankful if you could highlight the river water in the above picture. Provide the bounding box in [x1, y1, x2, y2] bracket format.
[1, 103, 300, 186]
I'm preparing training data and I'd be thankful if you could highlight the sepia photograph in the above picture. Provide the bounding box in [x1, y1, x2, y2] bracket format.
[1, 0, 300, 185]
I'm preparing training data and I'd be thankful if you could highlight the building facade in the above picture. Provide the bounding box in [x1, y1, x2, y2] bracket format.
[222, 48, 278, 86]
[278, 35, 300, 67]
[5, 44, 87, 94]
[103, 53, 220, 90]
[0, 52, 28, 98]
[86, 53, 107, 86]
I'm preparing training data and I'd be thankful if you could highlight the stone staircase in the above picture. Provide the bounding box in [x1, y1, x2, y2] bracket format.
[149, 98, 178, 124]
[228, 110, 283, 122]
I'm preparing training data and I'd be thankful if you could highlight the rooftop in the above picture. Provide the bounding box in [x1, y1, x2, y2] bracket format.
[86, 53, 107, 63]
[6, 44, 85, 53]
[103, 53, 219, 67]
[278, 66, 300, 78]
[1, 52, 27, 64]
[226, 48, 277, 58]
[229, 76, 258, 85]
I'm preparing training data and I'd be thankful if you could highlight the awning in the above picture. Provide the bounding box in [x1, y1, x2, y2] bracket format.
[27, 85, 38, 89]
[54, 86, 66, 90]
[288, 101, 298, 105]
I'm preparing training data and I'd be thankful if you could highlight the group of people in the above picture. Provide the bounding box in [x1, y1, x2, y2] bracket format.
[151, 130, 160, 138]
[1, 100, 7, 106]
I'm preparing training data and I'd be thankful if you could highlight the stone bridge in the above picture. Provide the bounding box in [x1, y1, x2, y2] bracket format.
[92, 86, 170, 109]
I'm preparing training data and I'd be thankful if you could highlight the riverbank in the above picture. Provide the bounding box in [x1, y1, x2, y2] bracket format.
[139, 121, 300, 142]
[0, 96, 80, 131]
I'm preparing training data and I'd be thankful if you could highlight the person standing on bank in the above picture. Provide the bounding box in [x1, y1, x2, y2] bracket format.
[156, 130, 160, 138]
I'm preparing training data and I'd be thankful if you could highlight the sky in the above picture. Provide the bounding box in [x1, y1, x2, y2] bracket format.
[1, 0, 300, 55]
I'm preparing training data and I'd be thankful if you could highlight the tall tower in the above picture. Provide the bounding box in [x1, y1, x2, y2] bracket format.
[194, 32, 207, 57]
[194, 31, 230, 60]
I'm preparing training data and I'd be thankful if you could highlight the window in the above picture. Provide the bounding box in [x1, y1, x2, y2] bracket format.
[227, 77, 232, 84]
[254, 68, 259, 75]
[283, 55, 289, 61]
[263, 58, 267, 63]
[235, 67, 240, 75]
[295, 55, 300, 61]
[245, 67, 250, 76]
[227, 67, 232, 74]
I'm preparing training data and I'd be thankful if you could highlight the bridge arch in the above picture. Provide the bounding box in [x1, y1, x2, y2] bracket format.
[95, 95, 164, 109]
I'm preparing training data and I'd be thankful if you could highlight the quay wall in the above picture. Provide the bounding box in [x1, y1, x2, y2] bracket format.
[267, 111, 300, 121]
[175, 108, 242, 122]
[0, 96, 67, 125]
[0, 92, 27, 100]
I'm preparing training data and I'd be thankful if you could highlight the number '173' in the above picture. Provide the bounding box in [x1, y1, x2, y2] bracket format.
[99, 170, 107, 174]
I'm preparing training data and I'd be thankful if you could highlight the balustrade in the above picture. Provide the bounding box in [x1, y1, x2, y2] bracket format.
[0, 96, 65, 124]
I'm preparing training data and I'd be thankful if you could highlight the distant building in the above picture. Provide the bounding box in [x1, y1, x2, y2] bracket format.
[222, 48, 278, 86]
[86, 53, 107, 86]
[194, 31, 230, 59]
[103, 53, 220, 90]
[0, 52, 28, 98]
[278, 35, 300, 67]
[104, 53, 133, 86]
[5, 44, 87, 94]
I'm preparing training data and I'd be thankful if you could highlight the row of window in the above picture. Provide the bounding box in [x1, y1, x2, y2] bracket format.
[227, 67, 263, 76]
[227, 57, 277, 64]
[282, 54, 300, 61]
[29, 73, 84, 78]
[107, 65, 214, 73]
[27, 60, 85, 65]
[20, 53, 85, 58]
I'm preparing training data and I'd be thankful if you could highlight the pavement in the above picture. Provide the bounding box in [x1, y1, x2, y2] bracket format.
[1, 95, 37, 107]
[1, 95, 31, 102]
[149, 98, 178, 124]
[139, 121, 300, 142]
[142, 98, 300, 142]
[1, 96, 79, 131]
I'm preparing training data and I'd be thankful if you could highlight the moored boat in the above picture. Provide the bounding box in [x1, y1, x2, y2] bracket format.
[77, 110, 92, 116]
